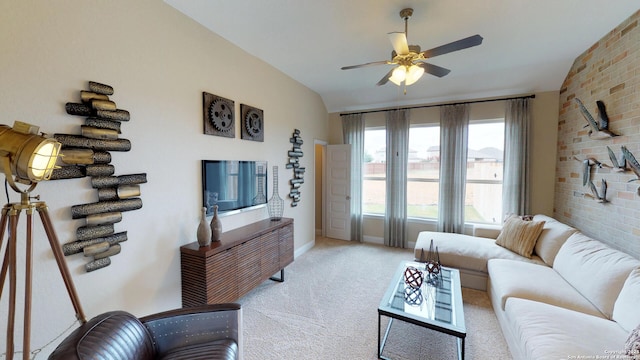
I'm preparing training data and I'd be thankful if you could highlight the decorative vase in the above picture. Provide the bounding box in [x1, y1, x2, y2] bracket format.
[210, 204, 222, 242]
[253, 165, 267, 205]
[196, 207, 211, 247]
[267, 165, 284, 221]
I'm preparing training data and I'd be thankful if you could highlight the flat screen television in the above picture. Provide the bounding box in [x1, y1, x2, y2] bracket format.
[202, 160, 268, 216]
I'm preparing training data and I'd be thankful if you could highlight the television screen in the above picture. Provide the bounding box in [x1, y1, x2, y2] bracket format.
[202, 160, 268, 215]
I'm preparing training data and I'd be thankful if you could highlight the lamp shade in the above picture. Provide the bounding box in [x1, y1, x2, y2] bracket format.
[405, 65, 425, 86]
[389, 66, 407, 86]
[0, 123, 61, 182]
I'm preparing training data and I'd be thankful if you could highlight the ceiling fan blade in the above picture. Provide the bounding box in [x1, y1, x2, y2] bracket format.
[376, 68, 395, 86]
[388, 32, 409, 55]
[341, 60, 390, 70]
[417, 62, 451, 78]
[422, 34, 483, 59]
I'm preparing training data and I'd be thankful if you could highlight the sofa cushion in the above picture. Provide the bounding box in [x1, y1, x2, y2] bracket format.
[487, 259, 603, 317]
[414, 231, 545, 274]
[505, 298, 628, 360]
[613, 268, 640, 332]
[553, 232, 640, 319]
[532, 214, 578, 266]
[495, 216, 545, 258]
[472, 224, 502, 239]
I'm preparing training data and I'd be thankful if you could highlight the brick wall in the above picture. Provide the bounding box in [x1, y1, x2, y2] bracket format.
[554, 10, 640, 258]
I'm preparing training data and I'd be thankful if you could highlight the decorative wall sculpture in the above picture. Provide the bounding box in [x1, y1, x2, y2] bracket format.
[203, 92, 235, 138]
[52, 81, 147, 272]
[571, 139, 640, 201]
[240, 104, 264, 142]
[574, 98, 618, 139]
[286, 129, 305, 207]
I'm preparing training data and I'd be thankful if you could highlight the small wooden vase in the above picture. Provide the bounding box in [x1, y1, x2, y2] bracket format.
[210, 205, 222, 242]
[196, 207, 211, 247]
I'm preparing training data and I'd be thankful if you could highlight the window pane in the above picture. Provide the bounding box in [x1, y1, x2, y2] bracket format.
[465, 182, 503, 223]
[407, 126, 440, 219]
[466, 121, 504, 224]
[363, 128, 386, 215]
[407, 179, 439, 218]
[467, 122, 504, 180]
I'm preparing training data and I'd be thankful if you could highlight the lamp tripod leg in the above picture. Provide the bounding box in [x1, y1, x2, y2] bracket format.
[3, 206, 19, 360]
[36, 203, 87, 324]
[0, 205, 10, 297]
[1, 202, 87, 360]
[23, 209, 34, 360]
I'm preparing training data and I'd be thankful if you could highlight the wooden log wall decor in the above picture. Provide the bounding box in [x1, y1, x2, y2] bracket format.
[285, 129, 305, 207]
[51, 81, 147, 272]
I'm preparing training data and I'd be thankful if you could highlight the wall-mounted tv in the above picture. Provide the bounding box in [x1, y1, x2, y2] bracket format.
[202, 160, 268, 216]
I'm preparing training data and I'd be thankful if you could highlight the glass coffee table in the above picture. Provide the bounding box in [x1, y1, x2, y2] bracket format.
[378, 261, 466, 360]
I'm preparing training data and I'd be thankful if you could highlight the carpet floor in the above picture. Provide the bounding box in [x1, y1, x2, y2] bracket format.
[238, 237, 512, 359]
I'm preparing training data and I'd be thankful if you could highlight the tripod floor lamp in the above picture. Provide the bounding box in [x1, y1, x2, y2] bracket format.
[0, 121, 86, 360]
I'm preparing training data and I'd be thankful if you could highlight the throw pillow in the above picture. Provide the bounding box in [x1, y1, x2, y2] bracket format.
[626, 323, 640, 359]
[495, 216, 545, 258]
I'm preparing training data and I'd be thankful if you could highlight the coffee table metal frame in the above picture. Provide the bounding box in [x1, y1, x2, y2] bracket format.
[378, 261, 466, 360]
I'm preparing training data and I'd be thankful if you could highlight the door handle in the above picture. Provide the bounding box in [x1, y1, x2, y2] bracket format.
[346, 196, 351, 200]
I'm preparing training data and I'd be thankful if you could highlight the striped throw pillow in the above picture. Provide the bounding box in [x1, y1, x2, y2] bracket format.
[495, 216, 545, 258]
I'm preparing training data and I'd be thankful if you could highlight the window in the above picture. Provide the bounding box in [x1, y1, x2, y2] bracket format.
[361, 117, 504, 225]
[363, 128, 385, 215]
[407, 125, 440, 219]
[466, 121, 504, 224]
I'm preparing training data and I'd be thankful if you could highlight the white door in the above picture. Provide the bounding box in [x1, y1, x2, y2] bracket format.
[325, 144, 351, 240]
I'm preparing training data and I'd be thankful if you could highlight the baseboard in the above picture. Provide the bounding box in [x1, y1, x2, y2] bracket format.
[315, 228, 322, 236]
[363, 235, 384, 245]
[364, 236, 415, 249]
[295, 238, 315, 259]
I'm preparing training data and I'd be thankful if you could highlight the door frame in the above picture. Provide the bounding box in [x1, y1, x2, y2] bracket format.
[314, 139, 327, 237]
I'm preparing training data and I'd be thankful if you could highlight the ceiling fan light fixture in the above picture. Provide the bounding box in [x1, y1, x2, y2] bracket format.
[405, 64, 424, 85]
[389, 66, 407, 86]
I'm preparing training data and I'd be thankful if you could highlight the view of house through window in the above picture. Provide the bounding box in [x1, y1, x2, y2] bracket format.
[362, 119, 504, 224]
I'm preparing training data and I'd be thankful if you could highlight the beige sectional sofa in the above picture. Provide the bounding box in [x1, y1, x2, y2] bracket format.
[414, 214, 640, 360]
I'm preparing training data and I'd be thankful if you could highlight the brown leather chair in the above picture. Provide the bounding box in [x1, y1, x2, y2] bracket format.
[48, 303, 242, 360]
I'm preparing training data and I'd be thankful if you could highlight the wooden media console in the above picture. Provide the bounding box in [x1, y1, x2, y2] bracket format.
[180, 217, 294, 306]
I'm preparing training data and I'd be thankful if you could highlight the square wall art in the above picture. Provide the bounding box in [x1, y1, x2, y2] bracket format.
[203, 92, 235, 138]
[240, 104, 264, 142]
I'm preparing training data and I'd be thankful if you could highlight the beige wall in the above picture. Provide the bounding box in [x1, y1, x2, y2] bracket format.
[0, 0, 327, 354]
[327, 91, 560, 242]
[554, 10, 640, 258]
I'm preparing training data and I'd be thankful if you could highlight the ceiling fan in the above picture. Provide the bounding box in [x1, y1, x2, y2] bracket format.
[341, 8, 483, 88]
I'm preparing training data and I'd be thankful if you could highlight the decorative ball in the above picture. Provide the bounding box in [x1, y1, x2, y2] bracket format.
[426, 261, 441, 276]
[404, 286, 423, 306]
[403, 266, 423, 289]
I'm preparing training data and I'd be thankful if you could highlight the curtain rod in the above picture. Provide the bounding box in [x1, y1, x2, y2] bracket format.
[339, 94, 536, 116]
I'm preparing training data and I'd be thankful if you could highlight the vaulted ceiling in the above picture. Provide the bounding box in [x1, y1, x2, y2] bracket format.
[165, 1, 639, 113]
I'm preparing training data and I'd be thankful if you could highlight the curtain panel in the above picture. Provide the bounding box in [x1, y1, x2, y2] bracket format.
[438, 104, 469, 233]
[341, 113, 364, 242]
[384, 109, 409, 248]
[502, 98, 532, 218]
